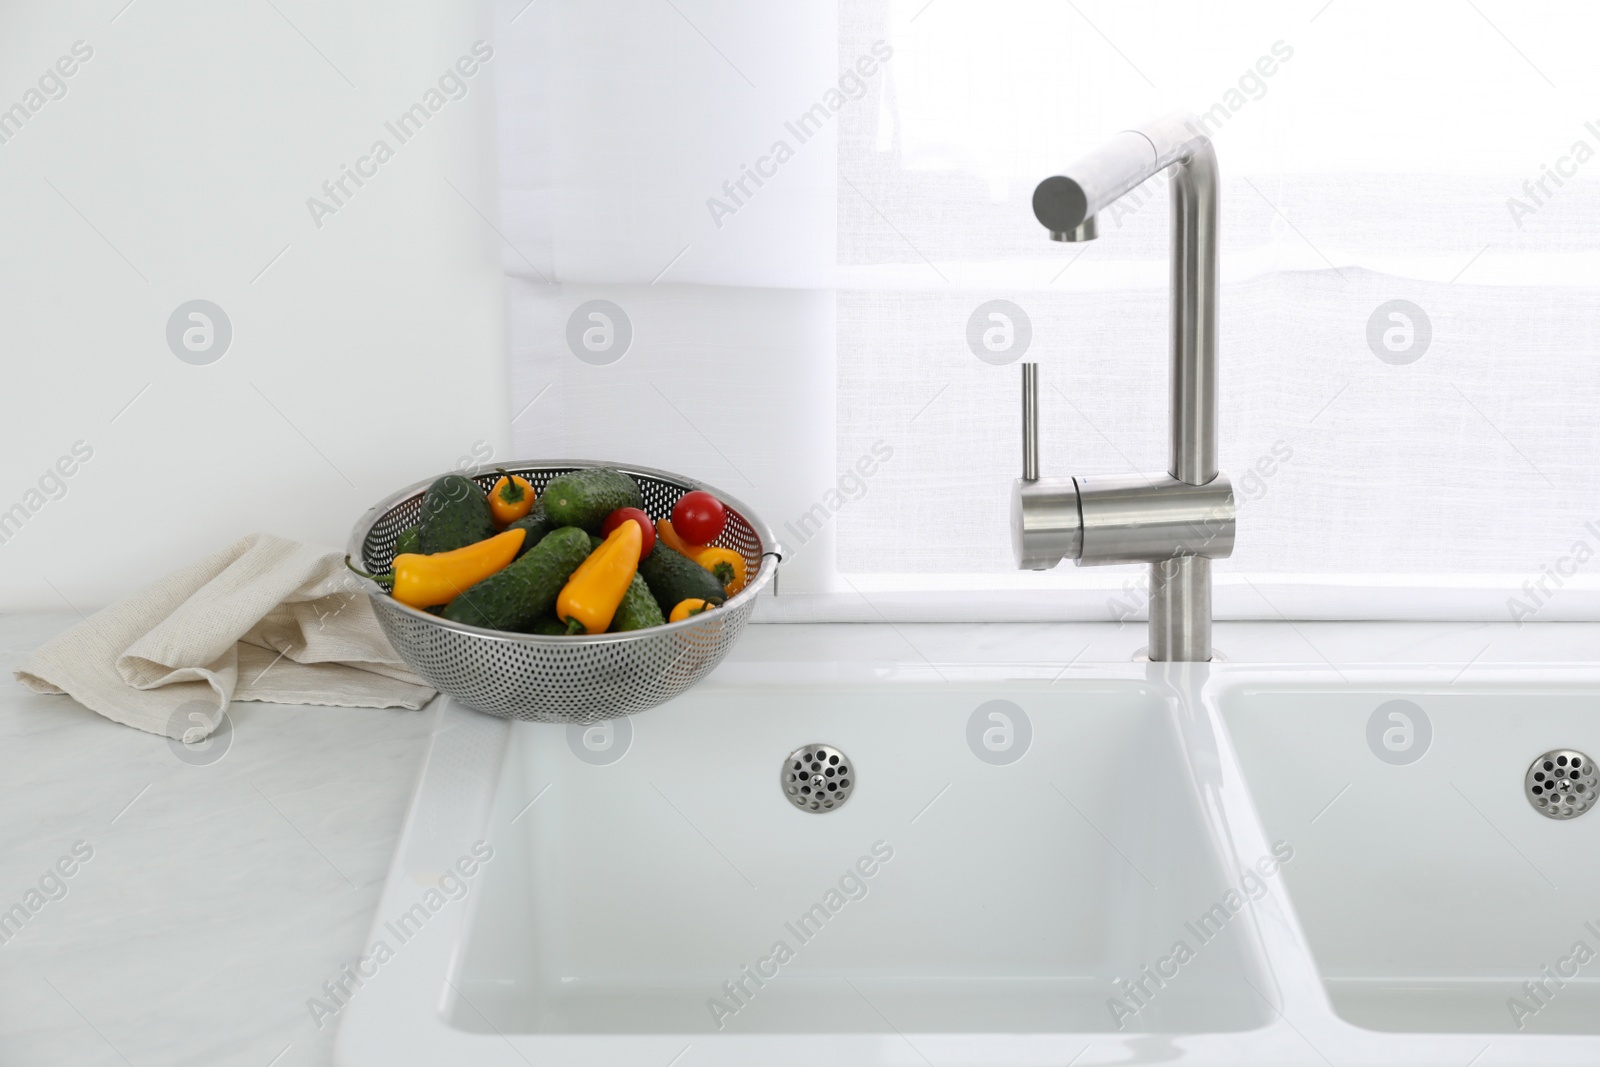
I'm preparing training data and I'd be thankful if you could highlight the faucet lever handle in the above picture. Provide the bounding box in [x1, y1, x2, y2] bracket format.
[1021, 362, 1039, 482]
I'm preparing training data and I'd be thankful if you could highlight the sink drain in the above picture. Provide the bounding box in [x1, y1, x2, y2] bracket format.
[782, 744, 853, 812]
[1526, 750, 1596, 819]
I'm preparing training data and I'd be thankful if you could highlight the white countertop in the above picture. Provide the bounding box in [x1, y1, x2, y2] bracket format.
[6, 610, 1600, 1067]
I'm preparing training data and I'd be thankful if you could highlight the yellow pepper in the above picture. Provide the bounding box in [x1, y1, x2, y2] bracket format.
[489, 469, 535, 526]
[668, 598, 713, 620]
[688, 545, 746, 596]
[346, 528, 525, 609]
[669, 598, 715, 622]
[557, 520, 641, 634]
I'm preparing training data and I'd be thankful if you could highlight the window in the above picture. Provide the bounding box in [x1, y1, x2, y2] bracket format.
[498, 0, 1600, 622]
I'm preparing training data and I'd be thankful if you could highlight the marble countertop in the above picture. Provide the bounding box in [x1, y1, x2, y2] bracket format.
[6, 610, 1600, 1067]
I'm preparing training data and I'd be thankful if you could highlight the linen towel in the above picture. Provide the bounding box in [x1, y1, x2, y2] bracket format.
[14, 533, 435, 740]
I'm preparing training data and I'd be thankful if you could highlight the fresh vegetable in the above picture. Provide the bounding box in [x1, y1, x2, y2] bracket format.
[689, 545, 747, 596]
[637, 543, 726, 618]
[393, 526, 421, 556]
[611, 573, 665, 631]
[655, 517, 692, 556]
[489, 469, 535, 526]
[556, 520, 642, 635]
[602, 507, 656, 558]
[350, 529, 525, 609]
[441, 526, 591, 631]
[542, 468, 644, 532]
[505, 500, 552, 557]
[669, 598, 715, 622]
[418, 474, 497, 553]
[671, 490, 726, 545]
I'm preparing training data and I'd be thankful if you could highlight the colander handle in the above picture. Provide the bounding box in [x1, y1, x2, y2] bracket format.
[761, 548, 783, 596]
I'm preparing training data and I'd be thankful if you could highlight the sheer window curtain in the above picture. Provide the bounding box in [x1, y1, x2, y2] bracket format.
[495, 0, 1600, 622]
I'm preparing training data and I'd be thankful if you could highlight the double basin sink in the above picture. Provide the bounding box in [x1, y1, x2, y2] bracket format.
[335, 627, 1600, 1065]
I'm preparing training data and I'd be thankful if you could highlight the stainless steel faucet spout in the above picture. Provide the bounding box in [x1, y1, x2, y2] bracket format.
[1032, 113, 1208, 237]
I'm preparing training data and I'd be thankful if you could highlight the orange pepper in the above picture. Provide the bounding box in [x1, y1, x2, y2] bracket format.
[557, 520, 642, 634]
[346, 528, 525, 609]
[669, 598, 715, 622]
[656, 517, 693, 556]
[488, 469, 535, 526]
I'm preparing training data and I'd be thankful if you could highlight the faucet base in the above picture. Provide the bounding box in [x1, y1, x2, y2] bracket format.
[1149, 556, 1211, 662]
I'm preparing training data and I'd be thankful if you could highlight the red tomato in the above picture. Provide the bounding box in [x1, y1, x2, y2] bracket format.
[601, 507, 656, 557]
[672, 491, 726, 545]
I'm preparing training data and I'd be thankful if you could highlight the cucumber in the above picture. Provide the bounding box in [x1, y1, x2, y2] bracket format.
[542, 468, 643, 532]
[517, 614, 571, 636]
[610, 573, 666, 631]
[638, 544, 726, 618]
[418, 474, 496, 553]
[505, 500, 552, 557]
[441, 526, 591, 631]
[393, 526, 421, 557]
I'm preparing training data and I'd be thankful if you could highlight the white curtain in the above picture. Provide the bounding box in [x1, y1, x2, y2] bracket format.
[496, 0, 1600, 622]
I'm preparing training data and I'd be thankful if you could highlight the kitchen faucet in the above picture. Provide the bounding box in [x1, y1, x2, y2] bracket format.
[1015, 112, 1234, 661]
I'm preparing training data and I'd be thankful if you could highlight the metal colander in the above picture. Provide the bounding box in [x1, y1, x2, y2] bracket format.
[345, 460, 778, 723]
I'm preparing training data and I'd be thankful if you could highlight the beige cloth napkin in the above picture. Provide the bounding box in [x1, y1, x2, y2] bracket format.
[14, 533, 435, 740]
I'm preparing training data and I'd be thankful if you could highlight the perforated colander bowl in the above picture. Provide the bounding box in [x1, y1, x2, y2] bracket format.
[346, 460, 778, 723]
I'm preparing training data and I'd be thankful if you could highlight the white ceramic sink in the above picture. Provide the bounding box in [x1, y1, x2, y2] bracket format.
[1220, 676, 1600, 1035]
[334, 628, 1600, 1066]
[448, 682, 1267, 1040]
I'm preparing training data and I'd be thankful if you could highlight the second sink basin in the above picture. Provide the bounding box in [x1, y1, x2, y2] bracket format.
[1221, 679, 1600, 1034]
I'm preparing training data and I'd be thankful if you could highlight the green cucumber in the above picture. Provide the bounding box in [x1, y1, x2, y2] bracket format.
[505, 500, 553, 557]
[393, 526, 421, 556]
[442, 526, 591, 631]
[638, 544, 726, 618]
[417, 474, 497, 553]
[517, 614, 571, 636]
[542, 468, 643, 532]
[610, 573, 666, 632]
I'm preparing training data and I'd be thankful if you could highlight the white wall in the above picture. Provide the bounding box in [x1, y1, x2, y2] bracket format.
[0, 0, 507, 610]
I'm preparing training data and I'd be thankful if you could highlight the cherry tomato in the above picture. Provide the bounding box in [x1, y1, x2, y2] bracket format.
[671, 491, 726, 545]
[601, 507, 656, 557]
